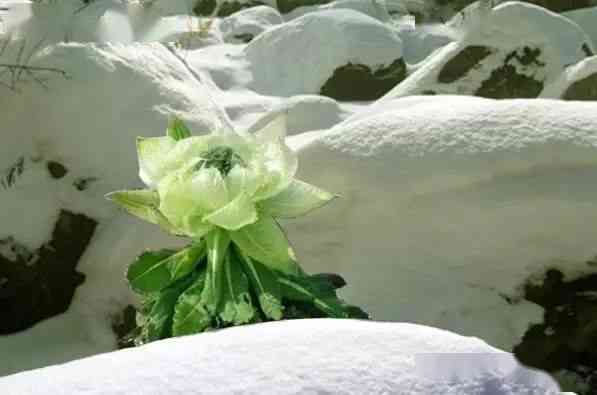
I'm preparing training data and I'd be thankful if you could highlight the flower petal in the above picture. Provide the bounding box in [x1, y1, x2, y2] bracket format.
[157, 172, 198, 229]
[106, 189, 180, 234]
[136, 136, 177, 187]
[259, 179, 336, 218]
[253, 139, 298, 201]
[225, 165, 260, 200]
[203, 192, 258, 230]
[230, 216, 300, 275]
[190, 167, 229, 212]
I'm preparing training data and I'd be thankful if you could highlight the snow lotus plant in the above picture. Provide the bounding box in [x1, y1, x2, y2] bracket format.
[107, 116, 368, 345]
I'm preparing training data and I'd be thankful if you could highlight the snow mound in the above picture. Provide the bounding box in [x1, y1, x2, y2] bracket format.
[542, 55, 597, 100]
[219, 5, 283, 44]
[382, 1, 594, 100]
[563, 6, 597, 48]
[0, 41, 231, 376]
[247, 95, 351, 135]
[286, 95, 597, 351]
[0, 319, 562, 394]
[244, 9, 404, 97]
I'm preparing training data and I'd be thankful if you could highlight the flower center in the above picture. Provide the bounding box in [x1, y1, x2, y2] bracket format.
[198, 146, 245, 176]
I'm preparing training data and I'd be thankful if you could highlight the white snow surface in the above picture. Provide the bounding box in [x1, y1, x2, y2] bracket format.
[0, 42, 231, 375]
[563, 6, 597, 48]
[0, 319, 562, 394]
[286, 95, 597, 351]
[542, 55, 597, 98]
[218, 5, 282, 44]
[382, 1, 594, 99]
[244, 9, 404, 96]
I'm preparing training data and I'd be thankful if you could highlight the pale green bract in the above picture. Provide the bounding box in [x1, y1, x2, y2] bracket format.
[106, 114, 335, 274]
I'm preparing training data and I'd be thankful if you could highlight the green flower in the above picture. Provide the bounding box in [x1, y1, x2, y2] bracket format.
[107, 115, 335, 274]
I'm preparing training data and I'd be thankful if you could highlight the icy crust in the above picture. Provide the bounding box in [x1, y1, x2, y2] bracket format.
[542, 55, 597, 99]
[0, 42, 229, 375]
[244, 9, 404, 96]
[382, 1, 594, 99]
[0, 319, 562, 394]
[286, 96, 597, 351]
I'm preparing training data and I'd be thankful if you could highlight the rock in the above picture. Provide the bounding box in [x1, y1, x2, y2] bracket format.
[0, 320, 562, 394]
[0, 41, 229, 375]
[286, 95, 597, 358]
[383, 2, 593, 100]
[219, 5, 283, 44]
[245, 9, 405, 98]
[542, 55, 597, 100]
[0, 210, 96, 335]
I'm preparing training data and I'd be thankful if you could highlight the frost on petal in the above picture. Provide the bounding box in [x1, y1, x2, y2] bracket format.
[259, 179, 335, 218]
[254, 112, 287, 144]
[190, 167, 229, 212]
[136, 136, 177, 187]
[203, 193, 258, 230]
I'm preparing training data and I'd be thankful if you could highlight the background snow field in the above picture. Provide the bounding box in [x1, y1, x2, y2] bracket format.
[3, 0, 597, 393]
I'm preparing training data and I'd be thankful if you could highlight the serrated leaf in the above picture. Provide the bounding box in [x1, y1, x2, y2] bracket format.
[230, 216, 300, 275]
[219, 252, 255, 325]
[167, 117, 192, 141]
[127, 242, 206, 294]
[172, 272, 211, 336]
[143, 274, 197, 342]
[277, 274, 350, 318]
[259, 179, 336, 218]
[236, 249, 283, 320]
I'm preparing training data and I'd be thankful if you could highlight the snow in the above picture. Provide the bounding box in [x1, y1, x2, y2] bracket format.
[244, 9, 404, 96]
[219, 5, 282, 44]
[381, 1, 594, 99]
[286, 95, 597, 351]
[0, 41, 230, 375]
[0, 319, 563, 394]
[563, 6, 597, 48]
[541, 55, 597, 98]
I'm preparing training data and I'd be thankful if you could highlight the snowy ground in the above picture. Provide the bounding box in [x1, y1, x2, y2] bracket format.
[2, 0, 597, 393]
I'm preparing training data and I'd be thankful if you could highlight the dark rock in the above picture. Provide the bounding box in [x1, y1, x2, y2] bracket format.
[562, 73, 597, 101]
[46, 161, 68, 179]
[0, 210, 97, 334]
[438, 45, 493, 84]
[320, 58, 407, 101]
[193, 0, 265, 17]
[233, 33, 254, 43]
[1, 156, 24, 189]
[582, 43, 594, 57]
[112, 305, 138, 349]
[475, 47, 545, 99]
[514, 266, 597, 394]
[277, 0, 332, 14]
[73, 176, 98, 191]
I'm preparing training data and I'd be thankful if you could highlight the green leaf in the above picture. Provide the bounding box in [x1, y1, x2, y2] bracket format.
[277, 274, 350, 318]
[230, 216, 300, 275]
[172, 272, 212, 336]
[259, 180, 336, 218]
[143, 274, 197, 342]
[235, 248, 283, 320]
[167, 117, 192, 141]
[127, 243, 206, 294]
[202, 230, 231, 314]
[106, 189, 175, 229]
[219, 252, 256, 325]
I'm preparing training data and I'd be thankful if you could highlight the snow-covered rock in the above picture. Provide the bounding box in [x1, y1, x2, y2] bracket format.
[0, 41, 231, 376]
[542, 55, 597, 100]
[219, 5, 282, 43]
[244, 9, 406, 99]
[0, 319, 563, 394]
[286, 95, 597, 354]
[563, 6, 597, 48]
[383, 1, 594, 100]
